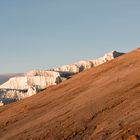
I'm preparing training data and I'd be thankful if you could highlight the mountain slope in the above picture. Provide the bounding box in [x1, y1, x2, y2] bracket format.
[0, 49, 140, 140]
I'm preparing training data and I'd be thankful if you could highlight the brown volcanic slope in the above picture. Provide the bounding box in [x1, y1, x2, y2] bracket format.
[0, 49, 140, 140]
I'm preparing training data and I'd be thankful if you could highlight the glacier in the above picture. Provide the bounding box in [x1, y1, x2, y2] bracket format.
[53, 51, 124, 73]
[0, 51, 124, 105]
[0, 71, 61, 104]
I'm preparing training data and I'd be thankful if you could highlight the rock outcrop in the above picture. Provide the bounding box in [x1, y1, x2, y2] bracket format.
[127, 135, 140, 140]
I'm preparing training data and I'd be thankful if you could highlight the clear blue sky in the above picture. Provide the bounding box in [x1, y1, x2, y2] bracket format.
[0, 0, 140, 73]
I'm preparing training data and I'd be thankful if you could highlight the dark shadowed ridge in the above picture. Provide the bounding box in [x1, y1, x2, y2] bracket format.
[0, 73, 23, 84]
[0, 48, 140, 140]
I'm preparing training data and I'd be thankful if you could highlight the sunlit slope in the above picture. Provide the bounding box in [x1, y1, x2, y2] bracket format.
[0, 49, 140, 140]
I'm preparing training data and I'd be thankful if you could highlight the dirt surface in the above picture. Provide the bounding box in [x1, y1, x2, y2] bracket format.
[0, 49, 140, 140]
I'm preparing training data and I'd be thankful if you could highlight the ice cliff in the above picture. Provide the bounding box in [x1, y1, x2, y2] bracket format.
[53, 51, 124, 73]
[0, 71, 61, 104]
[0, 51, 124, 105]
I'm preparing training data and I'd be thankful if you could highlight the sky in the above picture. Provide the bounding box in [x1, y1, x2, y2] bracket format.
[0, 0, 140, 73]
